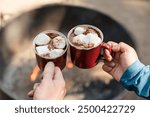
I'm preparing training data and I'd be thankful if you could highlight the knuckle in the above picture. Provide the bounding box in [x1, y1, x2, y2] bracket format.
[107, 41, 113, 45]
[119, 42, 125, 46]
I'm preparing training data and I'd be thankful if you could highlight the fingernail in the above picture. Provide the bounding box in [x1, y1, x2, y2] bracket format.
[47, 62, 53, 65]
[44, 62, 55, 72]
[45, 62, 54, 68]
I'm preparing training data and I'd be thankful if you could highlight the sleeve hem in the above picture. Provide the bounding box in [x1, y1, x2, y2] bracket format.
[120, 60, 145, 83]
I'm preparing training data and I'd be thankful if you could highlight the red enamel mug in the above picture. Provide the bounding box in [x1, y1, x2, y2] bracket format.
[67, 24, 112, 69]
[33, 30, 68, 71]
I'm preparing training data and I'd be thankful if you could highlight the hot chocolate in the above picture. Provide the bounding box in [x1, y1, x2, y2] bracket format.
[69, 26, 102, 49]
[33, 30, 68, 70]
[34, 32, 66, 59]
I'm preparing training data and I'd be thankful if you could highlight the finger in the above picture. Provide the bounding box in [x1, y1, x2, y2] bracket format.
[59, 89, 66, 100]
[119, 42, 133, 52]
[105, 41, 119, 61]
[27, 90, 34, 97]
[28, 83, 40, 97]
[107, 41, 121, 53]
[104, 60, 116, 68]
[107, 41, 118, 47]
[104, 49, 112, 61]
[33, 83, 40, 90]
[43, 62, 55, 81]
[112, 42, 131, 53]
[102, 64, 113, 73]
[114, 52, 121, 61]
[53, 67, 65, 86]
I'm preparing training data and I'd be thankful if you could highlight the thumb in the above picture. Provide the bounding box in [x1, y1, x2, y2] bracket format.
[53, 67, 65, 85]
[43, 62, 55, 81]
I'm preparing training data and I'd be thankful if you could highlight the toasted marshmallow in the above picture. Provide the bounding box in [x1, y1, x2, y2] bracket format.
[74, 27, 86, 35]
[83, 33, 101, 46]
[49, 49, 64, 58]
[34, 33, 51, 45]
[36, 45, 50, 55]
[73, 34, 85, 44]
[52, 36, 66, 49]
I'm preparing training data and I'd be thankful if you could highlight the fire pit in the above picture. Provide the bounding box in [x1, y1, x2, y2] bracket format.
[0, 5, 136, 99]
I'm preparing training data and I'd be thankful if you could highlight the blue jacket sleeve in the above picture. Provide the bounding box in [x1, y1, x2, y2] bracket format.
[120, 60, 150, 99]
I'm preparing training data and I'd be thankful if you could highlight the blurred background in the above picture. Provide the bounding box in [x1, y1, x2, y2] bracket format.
[0, 0, 149, 100]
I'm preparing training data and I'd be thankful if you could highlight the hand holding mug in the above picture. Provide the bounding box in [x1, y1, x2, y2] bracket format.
[103, 41, 138, 81]
[28, 62, 66, 100]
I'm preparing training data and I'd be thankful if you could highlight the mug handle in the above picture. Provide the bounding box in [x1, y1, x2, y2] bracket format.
[99, 42, 113, 60]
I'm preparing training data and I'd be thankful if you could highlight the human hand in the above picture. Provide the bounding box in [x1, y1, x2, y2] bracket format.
[28, 62, 66, 100]
[103, 42, 138, 81]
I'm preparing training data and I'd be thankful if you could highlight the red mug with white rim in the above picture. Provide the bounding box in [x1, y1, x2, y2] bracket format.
[33, 30, 68, 71]
[67, 24, 112, 69]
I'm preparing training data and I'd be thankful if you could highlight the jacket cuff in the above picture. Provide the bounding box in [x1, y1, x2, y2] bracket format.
[120, 60, 145, 87]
